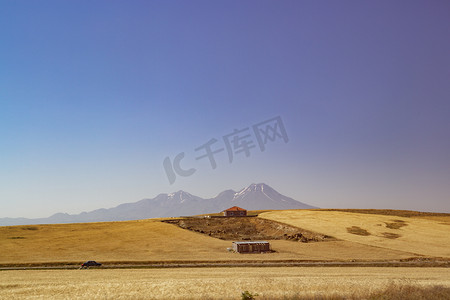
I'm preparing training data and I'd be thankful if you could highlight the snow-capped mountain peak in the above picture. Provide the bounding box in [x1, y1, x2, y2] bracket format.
[0, 183, 317, 226]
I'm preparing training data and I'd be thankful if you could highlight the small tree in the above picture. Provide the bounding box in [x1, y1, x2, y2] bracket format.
[241, 290, 258, 300]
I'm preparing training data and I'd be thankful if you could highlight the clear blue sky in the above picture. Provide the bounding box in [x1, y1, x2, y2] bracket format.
[1, 1, 449, 218]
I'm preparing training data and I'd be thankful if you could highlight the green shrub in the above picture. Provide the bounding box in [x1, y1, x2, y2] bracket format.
[241, 290, 258, 300]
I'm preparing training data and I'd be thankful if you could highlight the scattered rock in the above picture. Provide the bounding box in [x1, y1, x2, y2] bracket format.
[162, 217, 335, 242]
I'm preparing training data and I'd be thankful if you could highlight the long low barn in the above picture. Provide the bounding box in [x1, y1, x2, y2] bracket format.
[232, 241, 271, 253]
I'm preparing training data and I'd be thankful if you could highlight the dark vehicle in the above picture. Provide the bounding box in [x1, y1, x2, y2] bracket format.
[81, 261, 102, 269]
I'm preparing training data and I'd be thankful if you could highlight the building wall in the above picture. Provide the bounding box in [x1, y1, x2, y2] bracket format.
[224, 210, 247, 217]
[232, 242, 270, 253]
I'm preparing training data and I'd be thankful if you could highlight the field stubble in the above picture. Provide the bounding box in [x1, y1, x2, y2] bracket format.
[1, 267, 449, 299]
[261, 210, 450, 257]
[0, 216, 418, 265]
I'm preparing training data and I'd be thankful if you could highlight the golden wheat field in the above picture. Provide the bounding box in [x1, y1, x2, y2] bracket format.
[261, 210, 450, 258]
[0, 214, 420, 265]
[1, 267, 449, 300]
[1, 210, 450, 299]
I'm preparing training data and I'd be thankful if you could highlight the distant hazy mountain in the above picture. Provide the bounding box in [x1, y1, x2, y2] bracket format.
[0, 183, 316, 226]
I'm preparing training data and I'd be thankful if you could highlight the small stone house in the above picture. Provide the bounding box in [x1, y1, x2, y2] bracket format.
[232, 241, 270, 253]
[223, 206, 247, 217]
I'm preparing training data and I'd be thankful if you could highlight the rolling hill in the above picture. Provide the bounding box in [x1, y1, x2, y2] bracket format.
[261, 209, 450, 257]
[2, 209, 449, 265]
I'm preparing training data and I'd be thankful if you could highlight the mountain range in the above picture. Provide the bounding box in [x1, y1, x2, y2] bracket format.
[0, 183, 316, 226]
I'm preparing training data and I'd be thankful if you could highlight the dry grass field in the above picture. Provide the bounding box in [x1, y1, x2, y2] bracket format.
[0, 215, 421, 265]
[1, 267, 449, 299]
[1, 209, 450, 299]
[261, 210, 450, 257]
[0, 220, 412, 264]
[2, 209, 449, 265]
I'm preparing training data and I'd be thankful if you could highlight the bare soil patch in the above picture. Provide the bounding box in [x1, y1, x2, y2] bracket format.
[346, 226, 371, 236]
[382, 232, 401, 239]
[385, 219, 408, 229]
[163, 217, 335, 242]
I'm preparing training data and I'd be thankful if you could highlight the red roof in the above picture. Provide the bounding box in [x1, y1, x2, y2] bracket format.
[224, 206, 247, 212]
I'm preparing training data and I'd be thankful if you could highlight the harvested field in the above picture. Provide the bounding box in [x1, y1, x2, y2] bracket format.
[1, 267, 449, 299]
[162, 217, 334, 242]
[261, 210, 450, 257]
[0, 216, 419, 266]
[315, 209, 450, 218]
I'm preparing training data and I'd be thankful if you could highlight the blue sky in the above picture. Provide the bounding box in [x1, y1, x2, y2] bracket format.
[1, 1, 449, 218]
